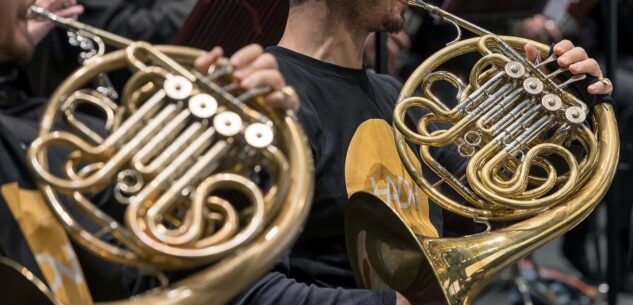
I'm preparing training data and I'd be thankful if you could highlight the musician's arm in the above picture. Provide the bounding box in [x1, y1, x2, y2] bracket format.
[228, 256, 397, 305]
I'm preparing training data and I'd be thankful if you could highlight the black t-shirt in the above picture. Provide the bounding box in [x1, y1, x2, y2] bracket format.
[272, 46, 451, 283]
[230, 47, 466, 305]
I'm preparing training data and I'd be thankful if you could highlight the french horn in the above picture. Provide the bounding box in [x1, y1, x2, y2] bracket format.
[345, 1, 618, 305]
[25, 6, 313, 305]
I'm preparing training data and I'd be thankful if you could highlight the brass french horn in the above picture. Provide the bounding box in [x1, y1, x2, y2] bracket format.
[25, 6, 313, 305]
[345, 1, 618, 305]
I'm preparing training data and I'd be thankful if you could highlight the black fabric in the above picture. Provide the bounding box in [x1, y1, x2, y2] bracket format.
[21, 30, 79, 98]
[23, 0, 197, 98]
[230, 46, 468, 305]
[79, 0, 196, 43]
[0, 72, 156, 301]
[232, 256, 396, 305]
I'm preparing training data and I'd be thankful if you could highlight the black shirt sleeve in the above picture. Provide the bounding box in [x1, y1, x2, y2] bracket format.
[229, 256, 397, 305]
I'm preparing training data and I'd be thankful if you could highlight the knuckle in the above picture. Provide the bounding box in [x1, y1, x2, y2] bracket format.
[271, 72, 284, 88]
[558, 39, 572, 48]
[248, 44, 264, 54]
[269, 55, 279, 68]
[259, 53, 278, 67]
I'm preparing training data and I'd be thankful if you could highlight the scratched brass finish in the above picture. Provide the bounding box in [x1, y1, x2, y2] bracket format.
[345, 1, 618, 305]
[26, 6, 313, 305]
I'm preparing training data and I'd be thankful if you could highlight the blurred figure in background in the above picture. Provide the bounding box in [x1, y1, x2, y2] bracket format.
[23, 0, 197, 98]
[80, 0, 197, 43]
[363, 32, 411, 78]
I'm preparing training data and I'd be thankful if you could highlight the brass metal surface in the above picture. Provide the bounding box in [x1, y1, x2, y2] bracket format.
[346, 1, 619, 304]
[26, 6, 314, 305]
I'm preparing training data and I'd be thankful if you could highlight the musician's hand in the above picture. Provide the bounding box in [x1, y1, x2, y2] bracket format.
[396, 292, 412, 305]
[194, 44, 299, 112]
[28, 0, 84, 45]
[524, 40, 613, 95]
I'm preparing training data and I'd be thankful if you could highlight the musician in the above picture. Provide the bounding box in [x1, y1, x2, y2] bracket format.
[24, 0, 198, 98]
[0, 0, 296, 301]
[228, 0, 614, 305]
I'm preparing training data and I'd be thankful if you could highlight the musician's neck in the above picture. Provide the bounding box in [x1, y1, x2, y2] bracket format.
[278, 2, 368, 70]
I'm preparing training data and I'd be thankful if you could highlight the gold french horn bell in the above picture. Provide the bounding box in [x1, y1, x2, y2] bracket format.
[25, 6, 313, 305]
[345, 1, 618, 305]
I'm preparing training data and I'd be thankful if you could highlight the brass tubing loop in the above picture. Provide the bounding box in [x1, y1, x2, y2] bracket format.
[346, 1, 618, 305]
[26, 6, 314, 305]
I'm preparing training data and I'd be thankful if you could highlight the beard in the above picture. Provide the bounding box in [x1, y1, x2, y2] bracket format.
[379, 8, 405, 33]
